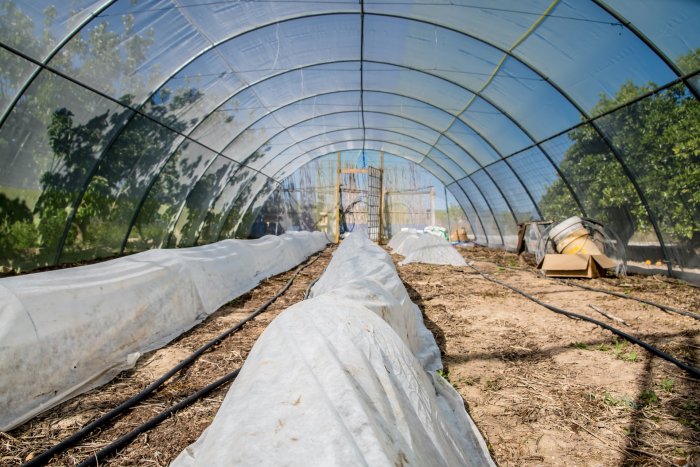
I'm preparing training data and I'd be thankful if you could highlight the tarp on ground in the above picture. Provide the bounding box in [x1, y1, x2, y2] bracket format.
[389, 230, 467, 266]
[0, 231, 327, 431]
[173, 232, 494, 466]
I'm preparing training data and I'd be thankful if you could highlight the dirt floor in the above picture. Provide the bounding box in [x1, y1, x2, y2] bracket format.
[393, 245, 700, 467]
[0, 246, 335, 466]
[2, 242, 699, 467]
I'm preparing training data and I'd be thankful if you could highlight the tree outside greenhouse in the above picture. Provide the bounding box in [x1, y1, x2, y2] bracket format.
[540, 50, 700, 256]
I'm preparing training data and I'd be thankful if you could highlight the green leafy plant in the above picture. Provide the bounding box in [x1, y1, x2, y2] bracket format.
[603, 392, 635, 409]
[484, 379, 501, 391]
[436, 369, 451, 383]
[640, 389, 658, 407]
[658, 378, 675, 393]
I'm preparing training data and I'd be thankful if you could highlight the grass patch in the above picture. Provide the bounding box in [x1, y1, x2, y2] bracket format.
[640, 389, 658, 407]
[436, 369, 451, 383]
[484, 379, 502, 391]
[612, 338, 628, 357]
[571, 342, 589, 350]
[603, 391, 635, 409]
[658, 378, 675, 393]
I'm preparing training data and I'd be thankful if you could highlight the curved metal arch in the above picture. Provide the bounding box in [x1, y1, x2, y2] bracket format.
[250, 130, 503, 243]
[228, 108, 519, 235]
[0, 0, 119, 130]
[274, 139, 429, 175]
[176, 125, 453, 248]
[266, 140, 494, 241]
[230, 111, 472, 175]
[243, 109, 514, 243]
[592, 0, 700, 101]
[217, 145, 488, 245]
[43, 6, 670, 256]
[224, 89, 484, 171]
[271, 139, 452, 182]
[176, 11, 665, 251]
[105, 54, 584, 248]
[209, 87, 544, 219]
[235, 145, 488, 243]
[159, 57, 584, 217]
[193, 126, 494, 246]
[202, 127, 492, 245]
[63, 6, 595, 255]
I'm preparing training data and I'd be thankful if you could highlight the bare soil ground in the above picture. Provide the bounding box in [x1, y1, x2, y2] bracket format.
[393, 245, 700, 467]
[0, 246, 335, 466]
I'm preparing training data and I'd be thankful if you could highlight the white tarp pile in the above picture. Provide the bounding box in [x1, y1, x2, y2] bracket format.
[0, 231, 327, 431]
[389, 230, 467, 266]
[173, 232, 494, 467]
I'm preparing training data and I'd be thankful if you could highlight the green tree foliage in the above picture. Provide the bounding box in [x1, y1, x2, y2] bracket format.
[0, 3, 211, 270]
[541, 51, 700, 248]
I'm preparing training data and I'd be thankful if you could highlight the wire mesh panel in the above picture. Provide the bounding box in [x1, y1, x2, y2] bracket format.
[366, 166, 381, 242]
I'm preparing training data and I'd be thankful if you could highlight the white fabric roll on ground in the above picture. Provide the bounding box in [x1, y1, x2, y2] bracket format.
[390, 231, 467, 266]
[0, 232, 327, 431]
[172, 233, 494, 467]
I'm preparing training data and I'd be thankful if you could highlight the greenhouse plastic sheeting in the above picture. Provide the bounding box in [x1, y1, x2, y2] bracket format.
[0, 232, 327, 431]
[172, 233, 493, 466]
[389, 231, 467, 267]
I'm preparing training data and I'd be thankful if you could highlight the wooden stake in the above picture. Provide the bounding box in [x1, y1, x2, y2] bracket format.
[377, 152, 384, 244]
[588, 304, 629, 326]
[335, 151, 341, 243]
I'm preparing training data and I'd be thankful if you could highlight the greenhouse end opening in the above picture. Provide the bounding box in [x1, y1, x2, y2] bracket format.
[1, 1, 699, 466]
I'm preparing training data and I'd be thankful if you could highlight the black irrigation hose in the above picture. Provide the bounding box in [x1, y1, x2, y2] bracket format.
[464, 261, 700, 380]
[559, 280, 700, 321]
[471, 255, 699, 321]
[78, 251, 328, 467]
[24, 253, 321, 467]
[304, 276, 321, 299]
[76, 368, 241, 467]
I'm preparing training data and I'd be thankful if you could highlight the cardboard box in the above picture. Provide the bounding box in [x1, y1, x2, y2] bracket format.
[537, 253, 617, 278]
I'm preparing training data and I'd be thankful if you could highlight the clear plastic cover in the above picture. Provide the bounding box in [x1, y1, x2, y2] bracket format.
[0, 0, 697, 282]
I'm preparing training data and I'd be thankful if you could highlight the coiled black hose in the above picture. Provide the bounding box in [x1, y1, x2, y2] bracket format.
[464, 261, 700, 379]
[24, 253, 321, 467]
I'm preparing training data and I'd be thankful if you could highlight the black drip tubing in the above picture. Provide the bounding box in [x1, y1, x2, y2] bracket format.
[76, 369, 241, 467]
[559, 280, 700, 321]
[464, 261, 700, 380]
[24, 253, 320, 467]
[77, 251, 330, 466]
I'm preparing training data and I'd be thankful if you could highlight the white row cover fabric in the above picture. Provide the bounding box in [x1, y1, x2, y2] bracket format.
[389, 230, 467, 266]
[173, 232, 493, 466]
[0, 232, 327, 432]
